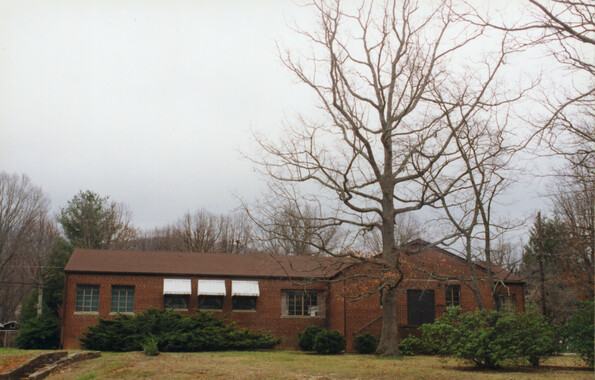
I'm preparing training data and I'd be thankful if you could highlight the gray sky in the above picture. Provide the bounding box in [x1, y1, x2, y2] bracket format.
[0, 1, 581, 234]
[1, 1, 319, 228]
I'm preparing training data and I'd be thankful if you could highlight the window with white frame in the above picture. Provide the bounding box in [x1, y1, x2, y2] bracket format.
[281, 290, 324, 317]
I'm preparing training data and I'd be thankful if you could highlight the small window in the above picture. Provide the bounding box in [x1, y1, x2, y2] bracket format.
[232, 296, 257, 311]
[445, 285, 460, 307]
[199, 295, 223, 310]
[498, 294, 516, 312]
[282, 290, 323, 317]
[164, 295, 189, 310]
[76, 285, 99, 312]
[111, 286, 134, 313]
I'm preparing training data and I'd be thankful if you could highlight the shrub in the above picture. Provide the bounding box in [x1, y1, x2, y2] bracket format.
[313, 329, 346, 355]
[16, 311, 61, 349]
[299, 325, 324, 351]
[514, 306, 558, 366]
[421, 308, 518, 369]
[353, 334, 378, 354]
[398, 336, 427, 356]
[562, 301, 594, 367]
[142, 336, 159, 356]
[80, 308, 280, 352]
[15, 291, 61, 349]
[420, 306, 559, 369]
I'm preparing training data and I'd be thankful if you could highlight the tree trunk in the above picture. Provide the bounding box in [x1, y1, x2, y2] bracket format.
[36, 285, 43, 317]
[465, 236, 485, 310]
[376, 287, 399, 355]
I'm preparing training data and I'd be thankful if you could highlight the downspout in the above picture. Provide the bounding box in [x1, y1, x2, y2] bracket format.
[59, 271, 68, 349]
[343, 280, 347, 338]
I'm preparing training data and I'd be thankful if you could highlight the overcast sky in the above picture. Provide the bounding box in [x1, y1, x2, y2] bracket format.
[0, 1, 577, 233]
[0, 1, 321, 228]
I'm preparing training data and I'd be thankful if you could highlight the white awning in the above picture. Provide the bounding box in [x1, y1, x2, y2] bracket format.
[197, 280, 226, 296]
[163, 279, 191, 295]
[231, 280, 260, 296]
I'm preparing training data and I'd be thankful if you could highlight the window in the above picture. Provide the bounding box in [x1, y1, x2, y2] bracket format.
[164, 295, 189, 310]
[498, 294, 516, 312]
[75, 285, 99, 312]
[407, 289, 435, 326]
[231, 280, 259, 311]
[111, 286, 134, 313]
[232, 296, 257, 311]
[445, 285, 460, 307]
[163, 279, 191, 310]
[281, 290, 324, 317]
[198, 280, 225, 310]
[199, 296, 223, 310]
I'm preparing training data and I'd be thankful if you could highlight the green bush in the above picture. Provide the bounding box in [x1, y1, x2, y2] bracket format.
[80, 308, 280, 352]
[312, 329, 346, 355]
[353, 334, 378, 354]
[142, 335, 159, 356]
[398, 336, 429, 356]
[562, 301, 594, 367]
[514, 306, 558, 366]
[16, 292, 61, 349]
[16, 311, 61, 349]
[420, 306, 558, 369]
[298, 325, 324, 351]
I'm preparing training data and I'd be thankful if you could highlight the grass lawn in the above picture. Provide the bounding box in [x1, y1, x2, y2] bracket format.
[0, 350, 585, 380]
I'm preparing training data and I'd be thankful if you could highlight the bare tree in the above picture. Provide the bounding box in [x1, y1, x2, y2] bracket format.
[550, 164, 594, 299]
[134, 225, 185, 251]
[217, 212, 253, 254]
[0, 172, 53, 321]
[250, 0, 520, 355]
[247, 184, 340, 256]
[178, 210, 222, 252]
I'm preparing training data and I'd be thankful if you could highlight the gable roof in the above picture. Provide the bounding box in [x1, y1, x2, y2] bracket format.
[407, 239, 523, 283]
[65, 249, 345, 280]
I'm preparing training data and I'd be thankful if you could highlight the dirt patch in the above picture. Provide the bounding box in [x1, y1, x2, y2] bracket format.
[0, 356, 30, 373]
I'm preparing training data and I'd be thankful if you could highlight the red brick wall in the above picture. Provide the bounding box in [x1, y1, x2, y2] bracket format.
[62, 249, 525, 351]
[62, 273, 329, 349]
[324, 248, 525, 350]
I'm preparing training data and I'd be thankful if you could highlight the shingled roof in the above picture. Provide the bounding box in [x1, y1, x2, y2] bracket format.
[65, 249, 346, 279]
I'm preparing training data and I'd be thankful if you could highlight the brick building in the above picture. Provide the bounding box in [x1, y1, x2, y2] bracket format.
[61, 240, 524, 350]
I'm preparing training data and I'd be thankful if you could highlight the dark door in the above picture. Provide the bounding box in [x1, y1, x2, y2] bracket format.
[407, 289, 435, 326]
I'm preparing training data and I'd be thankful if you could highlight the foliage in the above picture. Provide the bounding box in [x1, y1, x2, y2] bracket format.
[519, 216, 580, 324]
[352, 334, 378, 354]
[398, 336, 432, 356]
[298, 325, 324, 352]
[142, 335, 159, 356]
[16, 293, 60, 349]
[420, 307, 558, 369]
[58, 190, 135, 249]
[312, 330, 346, 355]
[562, 301, 594, 367]
[514, 305, 558, 366]
[80, 308, 280, 352]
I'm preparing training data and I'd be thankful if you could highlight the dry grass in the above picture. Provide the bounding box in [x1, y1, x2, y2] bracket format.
[31, 351, 592, 380]
[0, 348, 48, 372]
